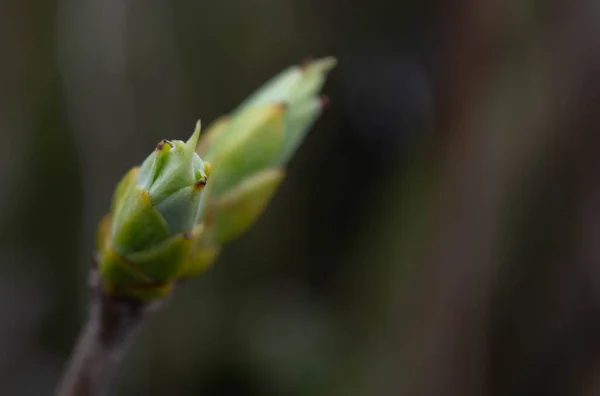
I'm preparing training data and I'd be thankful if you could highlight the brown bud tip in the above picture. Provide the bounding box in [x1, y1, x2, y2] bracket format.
[300, 56, 314, 71]
[320, 95, 330, 109]
[184, 231, 193, 240]
[193, 176, 208, 190]
[140, 189, 152, 205]
[156, 139, 173, 151]
[276, 102, 288, 111]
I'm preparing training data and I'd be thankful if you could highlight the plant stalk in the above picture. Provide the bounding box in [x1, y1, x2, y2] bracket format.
[54, 271, 155, 396]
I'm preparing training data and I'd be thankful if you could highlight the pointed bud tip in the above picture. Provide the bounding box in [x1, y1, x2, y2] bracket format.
[300, 56, 337, 74]
[141, 189, 152, 204]
[318, 56, 338, 72]
[204, 162, 212, 177]
[186, 120, 202, 150]
[156, 139, 173, 151]
[193, 176, 208, 190]
[320, 95, 330, 109]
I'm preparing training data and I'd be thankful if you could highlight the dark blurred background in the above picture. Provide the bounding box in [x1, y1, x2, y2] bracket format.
[2, 0, 600, 395]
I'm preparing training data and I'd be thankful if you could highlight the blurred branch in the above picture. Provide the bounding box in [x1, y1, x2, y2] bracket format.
[54, 272, 155, 396]
[392, 1, 600, 395]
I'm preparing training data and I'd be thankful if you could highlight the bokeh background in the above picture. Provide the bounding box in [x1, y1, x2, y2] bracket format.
[2, 0, 600, 395]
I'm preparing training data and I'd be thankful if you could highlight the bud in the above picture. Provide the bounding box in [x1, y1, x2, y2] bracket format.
[96, 57, 336, 299]
[197, 57, 336, 245]
[97, 123, 210, 300]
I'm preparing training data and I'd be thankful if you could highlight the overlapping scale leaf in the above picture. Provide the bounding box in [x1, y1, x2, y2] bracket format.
[196, 57, 336, 246]
[95, 57, 335, 301]
[97, 124, 210, 300]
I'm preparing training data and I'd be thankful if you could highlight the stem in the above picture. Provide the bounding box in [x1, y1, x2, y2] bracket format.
[54, 272, 155, 396]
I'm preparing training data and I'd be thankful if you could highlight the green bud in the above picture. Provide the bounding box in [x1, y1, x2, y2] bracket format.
[210, 168, 284, 243]
[97, 123, 210, 299]
[96, 58, 336, 299]
[198, 57, 336, 244]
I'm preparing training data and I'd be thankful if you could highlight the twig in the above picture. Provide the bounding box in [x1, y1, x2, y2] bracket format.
[54, 270, 161, 396]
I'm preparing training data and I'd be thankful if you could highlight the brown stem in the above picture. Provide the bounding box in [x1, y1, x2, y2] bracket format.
[54, 272, 157, 396]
